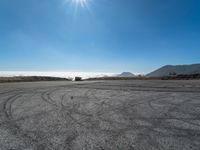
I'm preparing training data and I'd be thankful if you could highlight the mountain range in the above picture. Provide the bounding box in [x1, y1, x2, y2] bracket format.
[118, 72, 135, 77]
[146, 64, 200, 77]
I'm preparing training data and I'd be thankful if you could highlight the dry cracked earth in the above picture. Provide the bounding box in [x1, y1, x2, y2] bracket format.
[0, 80, 200, 150]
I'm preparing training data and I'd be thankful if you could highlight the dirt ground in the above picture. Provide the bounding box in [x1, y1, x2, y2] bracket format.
[0, 80, 200, 150]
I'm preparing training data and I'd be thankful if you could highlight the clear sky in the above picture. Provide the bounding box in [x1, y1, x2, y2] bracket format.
[0, 0, 200, 74]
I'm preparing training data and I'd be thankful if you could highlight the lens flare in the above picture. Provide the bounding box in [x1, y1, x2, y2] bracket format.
[72, 0, 89, 8]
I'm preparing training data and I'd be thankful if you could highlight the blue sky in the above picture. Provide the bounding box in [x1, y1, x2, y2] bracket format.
[0, 0, 200, 73]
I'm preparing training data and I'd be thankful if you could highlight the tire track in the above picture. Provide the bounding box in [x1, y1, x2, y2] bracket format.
[134, 95, 200, 150]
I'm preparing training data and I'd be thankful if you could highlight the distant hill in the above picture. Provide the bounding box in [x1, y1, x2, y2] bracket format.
[118, 72, 135, 77]
[146, 64, 200, 77]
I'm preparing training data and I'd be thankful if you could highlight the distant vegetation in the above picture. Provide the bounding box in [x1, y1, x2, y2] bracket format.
[161, 74, 200, 80]
[85, 76, 156, 81]
[0, 76, 70, 83]
[85, 74, 200, 81]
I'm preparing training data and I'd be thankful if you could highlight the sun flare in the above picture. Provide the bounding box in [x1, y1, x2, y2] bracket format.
[72, 0, 89, 8]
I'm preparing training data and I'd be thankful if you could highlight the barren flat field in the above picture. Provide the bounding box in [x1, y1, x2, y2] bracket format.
[0, 80, 200, 150]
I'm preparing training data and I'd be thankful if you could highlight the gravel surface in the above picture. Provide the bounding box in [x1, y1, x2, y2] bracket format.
[0, 80, 200, 150]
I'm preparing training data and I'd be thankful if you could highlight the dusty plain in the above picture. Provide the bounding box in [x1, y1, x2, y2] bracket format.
[0, 80, 200, 150]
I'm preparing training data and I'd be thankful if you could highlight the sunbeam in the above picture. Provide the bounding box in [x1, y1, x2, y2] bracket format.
[71, 0, 90, 8]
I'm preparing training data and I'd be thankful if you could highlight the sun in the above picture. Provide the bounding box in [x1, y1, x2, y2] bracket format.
[71, 0, 89, 8]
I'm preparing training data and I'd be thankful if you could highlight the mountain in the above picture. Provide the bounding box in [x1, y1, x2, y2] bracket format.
[118, 72, 135, 77]
[146, 64, 200, 77]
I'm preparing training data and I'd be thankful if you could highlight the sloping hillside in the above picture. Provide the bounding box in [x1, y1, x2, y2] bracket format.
[147, 64, 200, 77]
